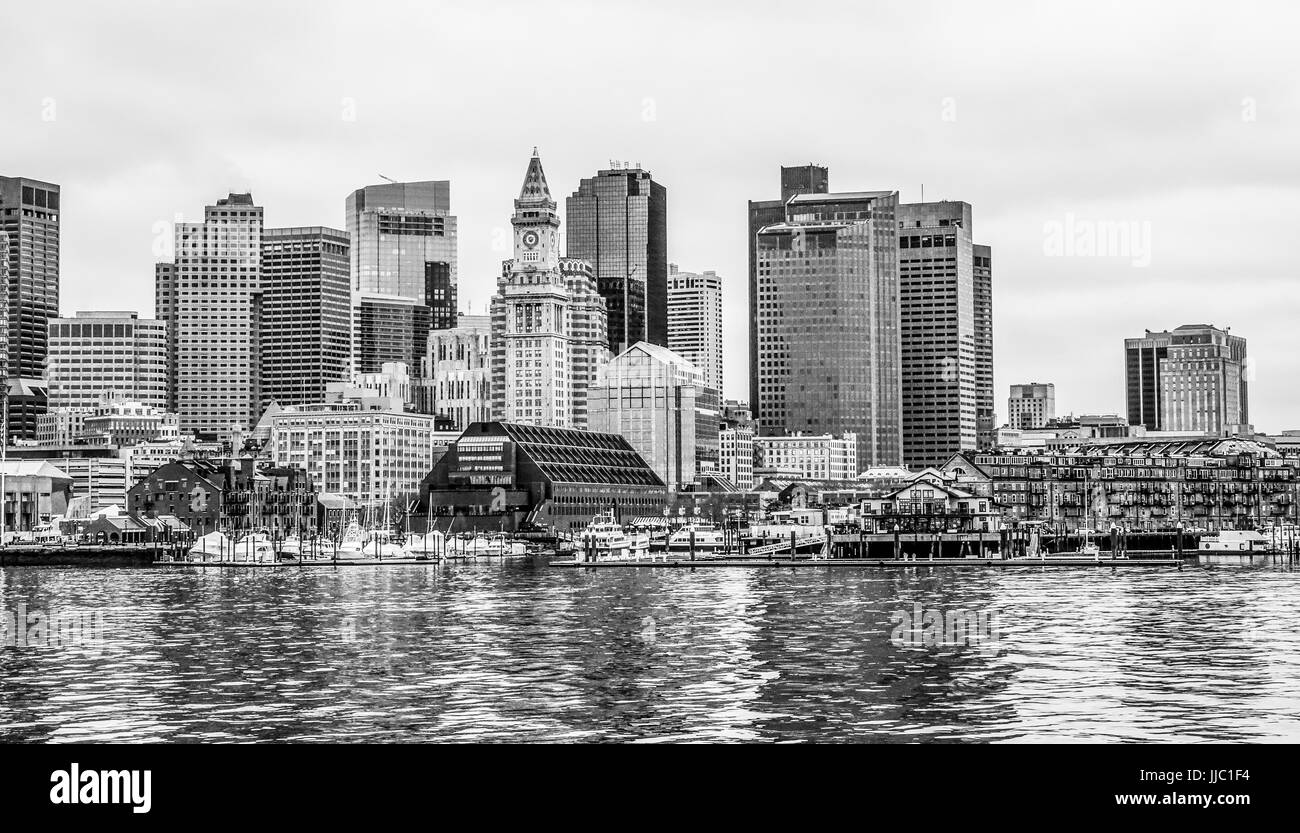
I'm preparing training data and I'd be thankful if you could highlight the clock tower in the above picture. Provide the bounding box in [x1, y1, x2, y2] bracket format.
[511, 147, 561, 271]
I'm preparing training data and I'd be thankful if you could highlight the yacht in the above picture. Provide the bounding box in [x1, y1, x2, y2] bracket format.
[577, 512, 646, 561]
[231, 532, 277, 563]
[334, 519, 368, 559]
[403, 531, 445, 560]
[1198, 529, 1275, 565]
[665, 520, 726, 553]
[481, 534, 529, 559]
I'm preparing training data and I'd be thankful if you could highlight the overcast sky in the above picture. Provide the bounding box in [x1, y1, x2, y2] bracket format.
[3, 1, 1297, 429]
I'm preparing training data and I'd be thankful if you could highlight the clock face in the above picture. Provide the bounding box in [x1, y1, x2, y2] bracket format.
[522, 230, 540, 249]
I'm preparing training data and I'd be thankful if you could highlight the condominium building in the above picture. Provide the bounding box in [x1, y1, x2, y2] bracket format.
[754, 187, 902, 471]
[1, 176, 60, 440]
[667, 264, 723, 394]
[428, 315, 492, 431]
[1008, 382, 1056, 429]
[46, 311, 169, 410]
[719, 422, 755, 491]
[172, 193, 264, 435]
[565, 163, 668, 352]
[756, 433, 860, 482]
[257, 227, 351, 410]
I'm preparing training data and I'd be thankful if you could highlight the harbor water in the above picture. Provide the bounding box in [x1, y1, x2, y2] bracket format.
[1, 561, 1298, 742]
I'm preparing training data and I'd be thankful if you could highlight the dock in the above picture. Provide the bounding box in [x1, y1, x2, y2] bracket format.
[550, 556, 1190, 569]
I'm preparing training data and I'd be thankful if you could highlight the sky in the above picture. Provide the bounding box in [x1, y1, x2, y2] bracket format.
[3, 0, 1298, 429]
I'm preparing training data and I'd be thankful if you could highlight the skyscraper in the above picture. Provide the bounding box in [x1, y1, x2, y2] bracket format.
[897, 200, 995, 469]
[565, 164, 667, 353]
[46, 311, 169, 410]
[154, 262, 179, 412]
[1126, 325, 1249, 435]
[491, 151, 609, 429]
[173, 193, 263, 435]
[754, 190, 902, 473]
[973, 244, 995, 448]
[257, 227, 352, 409]
[748, 164, 829, 419]
[346, 180, 458, 382]
[1, 176, 60, 440]
[667, 264, 724, 394]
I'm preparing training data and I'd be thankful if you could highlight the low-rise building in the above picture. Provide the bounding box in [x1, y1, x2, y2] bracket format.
[0, 461, 74, 532]
[127, 458, 316, 537]
[756, 433, 859, 482]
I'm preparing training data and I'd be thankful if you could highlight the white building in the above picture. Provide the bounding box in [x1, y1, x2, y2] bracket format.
[667, 265, 724, 395]
[46, 311, 169, 410]
[757, 433, 860, 482]
[587, 342, 701, 491]
[428, 315, 493, 430]
[490, 151, 609, 429]
[719, 423, 754, 490]
[270, 402, 458, 508]
[1008, 382, 1056, 430]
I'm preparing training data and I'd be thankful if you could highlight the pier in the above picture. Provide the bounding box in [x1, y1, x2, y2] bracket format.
[551, 555, 1188, 569]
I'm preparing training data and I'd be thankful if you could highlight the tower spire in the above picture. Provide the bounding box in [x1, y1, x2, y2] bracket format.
[516, 149, 555, 209]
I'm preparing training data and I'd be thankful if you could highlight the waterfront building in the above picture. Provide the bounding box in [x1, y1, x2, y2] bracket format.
[127, 458, 316, 537]
[897, 201, 995, 469]
[1126, 325, 1250, 434]
[10, 453, 131, 510]
[1008, 382, 1056, 429]
[858, 466, 998, 534]
[0, 460, 73, 532]
[428, 315, 492, 431]
[490, 151, 610, 429]
[754, 188, 901, 471]
[756, 433, 859, 482]
[565, 163, 668, 352]
[172, 193, 263, 435]
[46, 311, 169, 410]
[747, 164, 830, 422]
[410, 421, 668, 534]
[587, 342, 703, 492]
[1, 176, 60, 440]
[972, 437, 1294, 531]
[666, 264, 723, 394]
[269, 400, 458, 508]
[346, 180, 457, 379]
[257, 227, 351, 410]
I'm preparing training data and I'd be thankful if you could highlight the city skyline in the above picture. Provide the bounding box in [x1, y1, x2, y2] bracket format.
[3, 2, 1298, 430]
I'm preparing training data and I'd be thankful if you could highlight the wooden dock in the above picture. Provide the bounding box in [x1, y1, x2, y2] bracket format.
[550, 556, 1190, 569]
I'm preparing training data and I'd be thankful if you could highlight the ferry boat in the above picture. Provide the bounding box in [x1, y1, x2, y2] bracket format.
[664, 520, 725, 553]
[577, 512, 648, 561]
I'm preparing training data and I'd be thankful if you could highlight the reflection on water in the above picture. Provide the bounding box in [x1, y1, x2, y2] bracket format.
[1, 563, 1298, 742]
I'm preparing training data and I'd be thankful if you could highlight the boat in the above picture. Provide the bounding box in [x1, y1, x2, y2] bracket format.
[276, 535, 303, 558]
[230, 532, 277, 563]
[189, 530, 231, 560]
[334, 519, 368, 559]
[576, 512, 646, 561]
[664, 520, 725, 553]
[1197, 529, 1276, 565]
[403, 530, 445, 560]
[480, 534, 529, 559]
[445, 533, 494, 559]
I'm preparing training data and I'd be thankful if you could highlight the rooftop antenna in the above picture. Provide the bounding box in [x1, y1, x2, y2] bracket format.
[378, 174, 397, 184]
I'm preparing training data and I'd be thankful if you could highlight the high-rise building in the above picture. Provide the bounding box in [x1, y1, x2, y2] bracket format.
[973, 244, 995, 448]
[491, 151, 609, 429]
[346, 180, 458, 383]
[565, 164, 667, 353]
[173, 193, 263, 436]
[46, 311, 169, 410]
[1008, 383, 1056, 429]
[718, 400, 756, 491]
[1126, 325, 1250, 434]
[587, 342, 701, 492]
[747, 164, 829, 418]
[154, 262, 179, 412]
[1124, 324, 1249, 435]
[257, 227, 351, 410]
[1, 176, 60, 440]
[429, 314, 493, 431]
[897, 201, 995, 469]
[667, 264, 723, 394]
[754, 189, 901, 473]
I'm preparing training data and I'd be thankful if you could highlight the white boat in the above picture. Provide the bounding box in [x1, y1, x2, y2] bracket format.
[230, 533, 277, 563]
[1198, 529, 1276, 565]
[277, 535, 302, 558]
[665, 521, 725, 552]
[577, 512, 645, 561]
[446, 534, 494, 559]
[403, 530, 445, 559]
[480, 534, 529, 559]
[189, 530, 231, 560]
[334, 520, 368, 559]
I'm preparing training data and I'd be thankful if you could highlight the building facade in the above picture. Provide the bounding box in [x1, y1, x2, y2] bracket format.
[756, 433, 860, 482]
[719, 423, 755, 491]
[755, 189, 901, 472]
[587, 342, 702, 492]
[154, 262, 179, 412]
[428, 314, 492, 431]
[897, 201, 994, 469]
[666, 264, 723, 394]
[565, 163, 668, 353]
[257, 227, 351, 410]
[974, 244, 995, 448]
[1125, 325, 1249, 435]
[1008, 382, 1056, 429]
[46, 311, 169, 410]
[1, 176, 60, 440]
[171, 193, 264, 435]
[346, 180, 457, 379]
